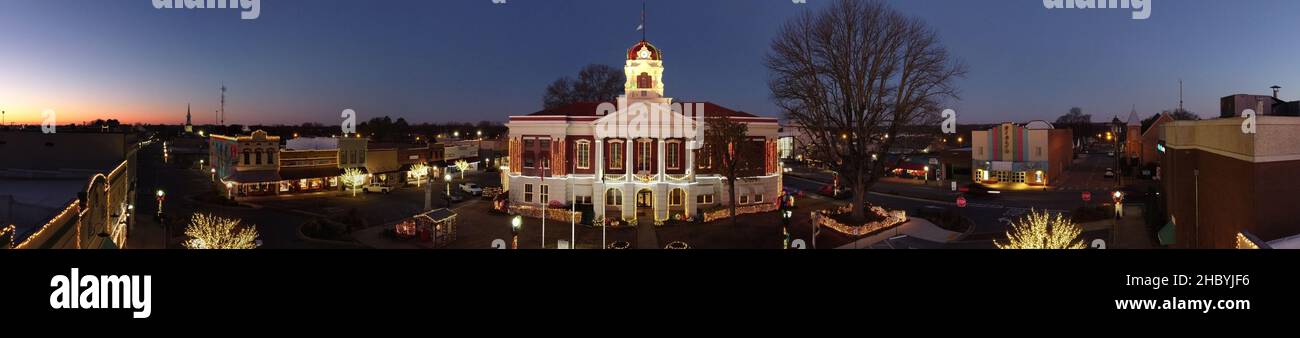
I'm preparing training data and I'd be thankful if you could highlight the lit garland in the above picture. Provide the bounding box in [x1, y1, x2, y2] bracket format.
[702, 203, 780, 223]
[510, 205, 582, 223]
[664, 241, 690, 249]
[1236, 233, 1259, 250]
[1, 225, 16, 249]
[995, 209, 1085, 249]
[810, 205, 907, 237]
[182, 213, 260, 249]
[14, 201, 80, 249]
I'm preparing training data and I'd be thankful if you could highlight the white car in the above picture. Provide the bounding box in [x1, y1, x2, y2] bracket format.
[363, 184, 392, 194]
[459, 183, 483, 195]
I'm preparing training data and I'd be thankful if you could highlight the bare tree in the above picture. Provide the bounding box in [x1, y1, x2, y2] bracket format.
[767, 0, 966, 221]
[543, 64, 625, 109]
[704, 117, 751, 227]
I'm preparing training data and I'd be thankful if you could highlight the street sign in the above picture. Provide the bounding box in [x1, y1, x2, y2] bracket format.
[1082, 191, 1092, 202]
[956, 196, 967, 208]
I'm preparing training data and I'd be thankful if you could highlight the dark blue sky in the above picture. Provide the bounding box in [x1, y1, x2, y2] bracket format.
[3, 0, 1299, 125]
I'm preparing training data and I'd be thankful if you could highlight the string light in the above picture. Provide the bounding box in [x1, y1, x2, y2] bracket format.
[810, 205, 907, 237]
[182, 213, 260, 249]
[995, 209, 1085, 249]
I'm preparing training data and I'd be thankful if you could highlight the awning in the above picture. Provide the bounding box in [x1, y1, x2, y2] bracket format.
[226, 170, 281, 183]
[1158, 221, 1176, 246]
[279, 166, 343, 180]
[373, 163, 419, 175]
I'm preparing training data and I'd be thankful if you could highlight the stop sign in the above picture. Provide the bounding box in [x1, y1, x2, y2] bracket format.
[1082, 191, 1092, 202]
[956, 196, 967, 208]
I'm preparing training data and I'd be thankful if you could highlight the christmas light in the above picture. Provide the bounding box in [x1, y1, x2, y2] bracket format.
[182, 213, 260, 249]
[995, 209, 1085, 249]
[341, 167, 367, 197]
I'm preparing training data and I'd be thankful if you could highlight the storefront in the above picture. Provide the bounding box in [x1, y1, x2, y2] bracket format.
[224, 170, 282, 197]
[278, 166, 344, 194]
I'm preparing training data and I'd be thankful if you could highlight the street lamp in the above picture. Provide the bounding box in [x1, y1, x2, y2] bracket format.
[444, 173, 452, 198]
[225, 182, 234, 200]
[1113, 191, 1125, 219]
[511, 216, 522, 249]
[923, 166, 931, 184]
[155, 190, 166, 216]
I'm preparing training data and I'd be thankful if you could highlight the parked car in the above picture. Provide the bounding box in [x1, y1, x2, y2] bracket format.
[459, 183, 483, 195]
[363, 184, 392, 194]
[446, 193, 466, 203]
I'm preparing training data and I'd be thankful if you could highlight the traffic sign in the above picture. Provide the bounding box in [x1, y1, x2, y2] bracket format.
[956, 196, 967, 208]
[1082, 191, 1092, 202]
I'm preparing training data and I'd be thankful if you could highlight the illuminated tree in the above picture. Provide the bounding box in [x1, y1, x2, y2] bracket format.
[408, 163, 428, 187]
[183, 213, 259, 249]
[455, 160, 470, 180]
[341, 167, 367, 197]
[996, 210, 1085, 249]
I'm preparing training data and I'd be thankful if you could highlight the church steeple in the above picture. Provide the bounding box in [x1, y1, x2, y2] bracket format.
[184, 103, 194, 133]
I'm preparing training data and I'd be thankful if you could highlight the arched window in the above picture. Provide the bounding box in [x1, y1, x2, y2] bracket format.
[243, 150, 251, 165]
[606, 188, 623, 206]
[255, 150, 263, 165]
[637, 73, 653, 89]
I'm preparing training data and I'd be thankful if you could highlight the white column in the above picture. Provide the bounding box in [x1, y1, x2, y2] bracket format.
[687, 143, 696, 181]
[595, 139, 604, 182]
[625, 138, 634, 180]
[657, 139, 665, 182]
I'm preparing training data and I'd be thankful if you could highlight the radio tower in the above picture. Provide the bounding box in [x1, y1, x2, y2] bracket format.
[219, 83, 227, 126]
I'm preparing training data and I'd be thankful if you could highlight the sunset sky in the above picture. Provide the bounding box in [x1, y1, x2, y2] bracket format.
[3, 0, 1300, 125]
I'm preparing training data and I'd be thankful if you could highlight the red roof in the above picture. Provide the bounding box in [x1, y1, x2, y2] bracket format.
[526, 101, 761, 118]
[627, 40, 662, 61]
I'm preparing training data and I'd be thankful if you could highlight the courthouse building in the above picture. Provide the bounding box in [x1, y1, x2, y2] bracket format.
[505, 39, 781, 224]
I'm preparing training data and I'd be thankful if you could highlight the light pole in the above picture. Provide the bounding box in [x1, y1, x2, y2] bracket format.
[226, 182, 234, 200]
[155, 190, 166, 216]
[210, 168, 216, 182]
[444, 173, 452, 205]
[511, 215, 522, 249]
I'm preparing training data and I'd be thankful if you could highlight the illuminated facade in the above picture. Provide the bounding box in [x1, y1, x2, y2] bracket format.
[505, 39, 781, 223]
[971, 121, 1072, 186]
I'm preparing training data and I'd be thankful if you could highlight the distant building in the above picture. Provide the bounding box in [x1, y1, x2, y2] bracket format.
[0, 131, 138, 249]
[970, 121, 1072, 186]
[1138, 111, 1175, 169]
[1161, 116, 1300, 248]
[211, 130, 282, 197]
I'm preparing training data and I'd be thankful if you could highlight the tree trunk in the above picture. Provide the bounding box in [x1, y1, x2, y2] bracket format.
[728, 176, 738, 227]
[851, 170, 866, 221]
